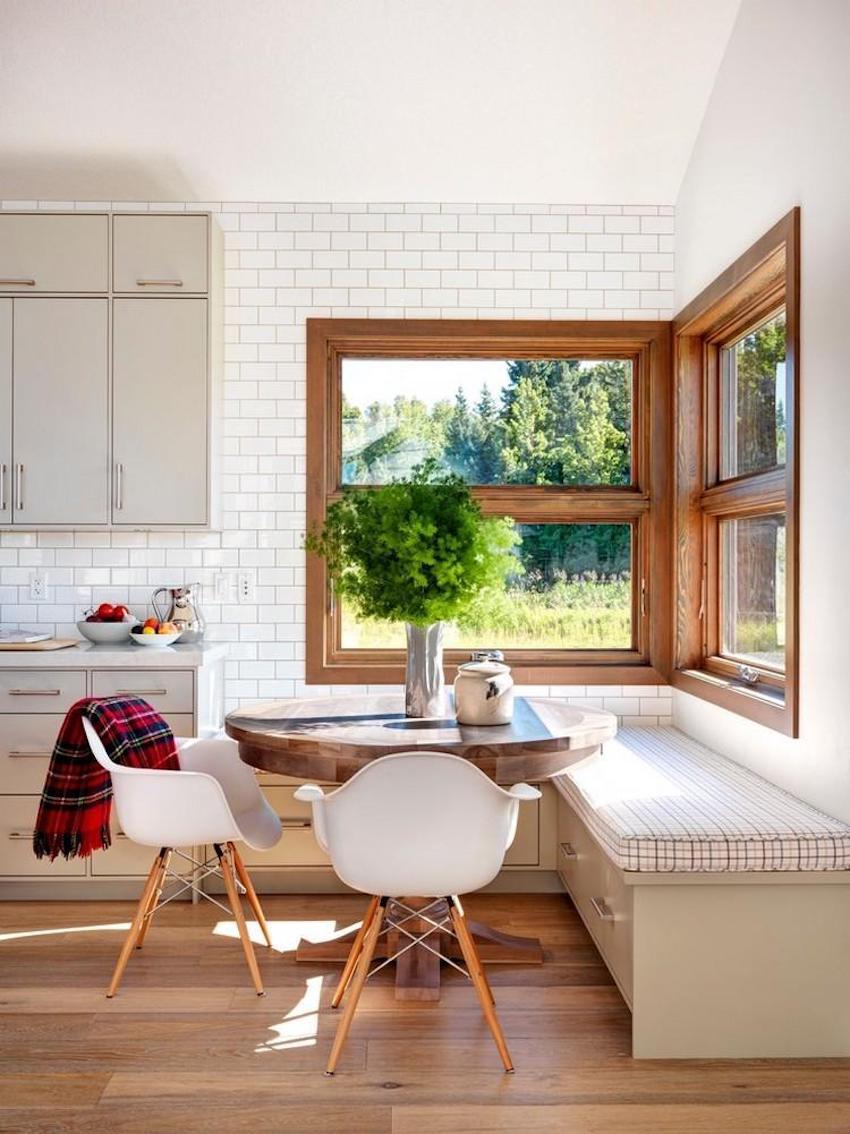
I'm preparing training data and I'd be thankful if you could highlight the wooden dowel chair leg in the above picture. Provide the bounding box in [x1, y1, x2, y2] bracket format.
[325, 898, 386, 1076]
[450, 897, 514, 1073]
[135, 848, 172, 950]
[332, 895, 380, 1009]
[218, 842, 265, 996]
[231, 844, 273, 949]
[106, 848, 168, 999]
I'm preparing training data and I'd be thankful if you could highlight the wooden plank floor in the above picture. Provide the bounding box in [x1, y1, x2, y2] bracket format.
[1, 893, 849, 1133]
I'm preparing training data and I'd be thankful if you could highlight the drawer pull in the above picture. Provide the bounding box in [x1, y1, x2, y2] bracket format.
[8, 688, 62, 696]
[115, 688, 168, 697]
[8, 831, 33, 841]
[136, 279, 183, 287]
[590, 896, 615, 922]
[0, 278, 35, 286]
[7, 750, 51, 758]
[559, 841, 578, 861]
[279, 818, 312, 829]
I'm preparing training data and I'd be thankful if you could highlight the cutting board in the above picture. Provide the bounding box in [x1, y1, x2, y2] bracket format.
[0, 639, 79, 651]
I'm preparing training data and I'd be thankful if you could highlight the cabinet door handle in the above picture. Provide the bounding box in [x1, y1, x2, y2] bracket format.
[8, 831, 34, 840]
[7, 750, 51, 758]
[0, 464, 6, 512]
[279, 818, 312, 829]
[115, 688, 167, 697]
[115, 463, 123, 511]
[8, 688, 62, 696]
[590, 896, 614, 922]
[0, 279, 35, 287]
[14, 464, 23, 510]
[559, 841, 578, 860]
[136, 279, 183, 287]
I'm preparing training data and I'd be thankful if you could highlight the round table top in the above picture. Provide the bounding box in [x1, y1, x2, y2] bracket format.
[226, 694, 617, 783]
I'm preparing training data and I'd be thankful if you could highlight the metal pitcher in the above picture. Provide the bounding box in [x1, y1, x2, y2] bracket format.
[151, 583, 205, 643]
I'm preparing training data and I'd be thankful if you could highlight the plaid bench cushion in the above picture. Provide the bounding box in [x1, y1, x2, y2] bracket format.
[553, 726, 850, 872]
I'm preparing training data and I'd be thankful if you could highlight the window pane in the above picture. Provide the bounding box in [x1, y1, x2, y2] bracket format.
[341, 358, 632, 486]
[720, 311, 786, 479]
[721, 514, 786, 670]
[340, 522, 632, 651]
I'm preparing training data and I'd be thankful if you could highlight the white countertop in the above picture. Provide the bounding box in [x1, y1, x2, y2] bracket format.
[0, 641, 228, 668]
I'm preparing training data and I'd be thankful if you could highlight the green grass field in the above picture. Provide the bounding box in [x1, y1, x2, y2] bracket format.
[341, 579, 632, 651]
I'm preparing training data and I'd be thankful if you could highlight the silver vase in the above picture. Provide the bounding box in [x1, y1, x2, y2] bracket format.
[405, 621, 446, 718]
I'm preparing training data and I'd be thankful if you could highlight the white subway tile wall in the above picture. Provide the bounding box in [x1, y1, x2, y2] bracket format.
[0, 199, 674, 723]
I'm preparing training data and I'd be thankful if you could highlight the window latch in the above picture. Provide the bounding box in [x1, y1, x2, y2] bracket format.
[738, 664, 760, 686]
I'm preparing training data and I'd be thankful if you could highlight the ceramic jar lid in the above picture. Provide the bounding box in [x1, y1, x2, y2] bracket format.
[457, 660, 510, 679]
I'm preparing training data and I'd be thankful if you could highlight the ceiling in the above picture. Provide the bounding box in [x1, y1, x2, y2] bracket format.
[0, 0, 741, 204]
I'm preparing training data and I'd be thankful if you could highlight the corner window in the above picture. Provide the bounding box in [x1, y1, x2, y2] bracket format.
[673, 210, 799, 735]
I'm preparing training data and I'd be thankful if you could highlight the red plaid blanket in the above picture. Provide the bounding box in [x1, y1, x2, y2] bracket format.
[33, 696, 180, 861]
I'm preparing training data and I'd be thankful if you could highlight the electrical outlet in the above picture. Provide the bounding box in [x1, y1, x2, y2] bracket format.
[237, 571, 255, 603]
[29, 570, 48, 602]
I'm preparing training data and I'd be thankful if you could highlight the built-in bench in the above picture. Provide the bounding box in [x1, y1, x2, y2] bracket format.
[553, 726, 850, 1058]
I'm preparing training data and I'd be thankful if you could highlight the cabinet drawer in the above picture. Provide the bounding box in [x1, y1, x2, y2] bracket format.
[0, 796, 86, 876]
[91, 829, 193, 877]
[91, 670, 194, 715]
[113, 214, 208, 293]
[242, 786, 330, 868]
[0, 715, 64, 792]
[0, 670, 86, 714]
[0, 214, 108, 292]
[557, 794, 633, 1005]
[503, 793, 540, 866]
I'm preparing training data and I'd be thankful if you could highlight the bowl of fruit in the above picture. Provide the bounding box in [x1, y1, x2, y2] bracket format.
[129, 618, 183, 648]
[77, 603, 135, 643]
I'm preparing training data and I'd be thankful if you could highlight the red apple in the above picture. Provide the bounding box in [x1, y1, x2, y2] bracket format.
[96, 602, 114, 619]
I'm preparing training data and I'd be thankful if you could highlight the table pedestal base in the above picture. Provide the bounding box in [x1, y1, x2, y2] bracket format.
[295, 897, 544, 1001]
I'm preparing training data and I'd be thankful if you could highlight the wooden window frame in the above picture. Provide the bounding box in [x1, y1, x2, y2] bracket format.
[672, 209, 800, 735]
[306, 318, 672, 686]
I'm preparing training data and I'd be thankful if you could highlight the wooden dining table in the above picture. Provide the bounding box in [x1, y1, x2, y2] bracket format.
[225, 693, 617, 1000]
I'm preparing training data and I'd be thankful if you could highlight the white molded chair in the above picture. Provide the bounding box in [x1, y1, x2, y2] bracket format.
[82, 718, 281, 997]
[294, 750, 541, 1074]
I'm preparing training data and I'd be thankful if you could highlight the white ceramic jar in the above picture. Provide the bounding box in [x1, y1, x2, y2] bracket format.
[453, 660, 515, 726]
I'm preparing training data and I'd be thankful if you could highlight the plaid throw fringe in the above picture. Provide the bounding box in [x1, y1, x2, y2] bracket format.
[33, 696, 180, 861]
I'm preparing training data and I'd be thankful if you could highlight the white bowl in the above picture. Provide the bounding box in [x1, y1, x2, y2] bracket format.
[77, 619, 133, 644]
[130, 630, 183, 648]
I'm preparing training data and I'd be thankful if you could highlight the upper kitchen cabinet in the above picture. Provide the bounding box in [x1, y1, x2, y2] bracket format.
[0, 210, 220, 530]
[14, 299, 109, 525]
[113, 298, 209, 526]
[113, 214, 209, 293]
[0, 302, 11, 525]
[0, 214, 108, 292]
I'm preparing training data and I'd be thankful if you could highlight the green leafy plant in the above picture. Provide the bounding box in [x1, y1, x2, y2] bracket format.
[305, 460, 520, 628]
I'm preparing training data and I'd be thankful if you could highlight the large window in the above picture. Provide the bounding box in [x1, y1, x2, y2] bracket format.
[306, 320, 671, 685]
[673, 210, 799, 735]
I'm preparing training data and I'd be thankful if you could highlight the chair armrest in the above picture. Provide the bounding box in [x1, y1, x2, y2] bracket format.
[506, 782, 542, 801]
[111, 766, 240, 847]
[294, 784, 325, 802]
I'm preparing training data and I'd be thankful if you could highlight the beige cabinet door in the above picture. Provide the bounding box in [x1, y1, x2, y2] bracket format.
[0, 214, 108, 292]
[0, 301, 10, 524]
[113, 214, 208, 293]
[112, 298, 208, 525]
[13, 299, 109, 525]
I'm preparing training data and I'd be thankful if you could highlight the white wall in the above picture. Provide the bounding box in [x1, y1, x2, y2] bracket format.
[674, 0, 850, 819]
[0, 198, 674, 725]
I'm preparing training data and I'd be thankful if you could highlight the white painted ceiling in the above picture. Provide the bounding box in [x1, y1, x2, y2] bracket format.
[0, 0, 741, 203]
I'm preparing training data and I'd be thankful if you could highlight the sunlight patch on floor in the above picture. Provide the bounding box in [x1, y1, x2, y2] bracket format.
[0, 921, 131, 943]
[255, 975, 324, 1052]
[212, 918, 340, 952]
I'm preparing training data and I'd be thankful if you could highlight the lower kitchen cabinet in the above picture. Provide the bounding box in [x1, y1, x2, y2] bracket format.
[0, 645, 226, 897]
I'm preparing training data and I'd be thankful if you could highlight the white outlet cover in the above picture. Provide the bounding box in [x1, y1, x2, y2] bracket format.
[29, 570, 48, 602]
